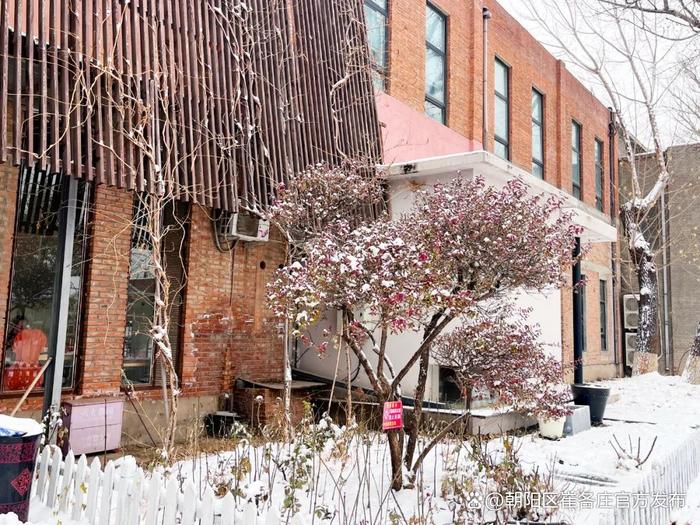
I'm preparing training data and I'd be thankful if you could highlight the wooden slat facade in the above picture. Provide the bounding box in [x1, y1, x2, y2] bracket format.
[0, 0, 381, 211]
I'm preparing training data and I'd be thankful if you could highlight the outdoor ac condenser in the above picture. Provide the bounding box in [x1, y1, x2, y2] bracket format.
[224, 212, 270, 242]
[622, 294, 640, 330]
[624, 332, 637, 368]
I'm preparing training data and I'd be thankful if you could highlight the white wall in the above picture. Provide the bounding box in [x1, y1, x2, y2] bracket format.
[296, 168, 564, 403]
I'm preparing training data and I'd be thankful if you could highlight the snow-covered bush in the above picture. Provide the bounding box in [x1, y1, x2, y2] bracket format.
[433, 310, 571, 419]
[268, 168, 582, 489]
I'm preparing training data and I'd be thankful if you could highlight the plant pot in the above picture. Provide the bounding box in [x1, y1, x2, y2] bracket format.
[571, 384, 610, 425]
[537, 416, 566, 439]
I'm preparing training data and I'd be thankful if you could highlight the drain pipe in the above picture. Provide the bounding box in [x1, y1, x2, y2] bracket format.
[608, 109, 620, 369]
[660, 165, 673, 372]
[573, 237, 584, 384]
[482, 7, 491, 149]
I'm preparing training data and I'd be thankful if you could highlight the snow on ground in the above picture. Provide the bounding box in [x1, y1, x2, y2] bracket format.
[0, 502, 85, 525]
[673, 473, 700, 524]
[163, 373, 700, 523]
[3, 373, 699, 524]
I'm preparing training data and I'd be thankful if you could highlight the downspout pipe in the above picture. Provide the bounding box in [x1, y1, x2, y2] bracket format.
[608, 108, 620, 369]
[573, 237, 584, 384]
[660, 152, 673, 373]
[482, 7, 491, 149]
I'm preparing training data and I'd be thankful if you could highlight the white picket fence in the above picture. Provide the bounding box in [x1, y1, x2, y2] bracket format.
[610, 427, 700, 525]
[30, 446, 294, 525]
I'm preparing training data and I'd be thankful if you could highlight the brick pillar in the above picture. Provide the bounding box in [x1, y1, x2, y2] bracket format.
[0, 162, 18, 343]
[78, 185, 133, 396]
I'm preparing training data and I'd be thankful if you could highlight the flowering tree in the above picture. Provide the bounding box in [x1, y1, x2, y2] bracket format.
[433, 312, 570, 418]
[268, 171, 582, 490]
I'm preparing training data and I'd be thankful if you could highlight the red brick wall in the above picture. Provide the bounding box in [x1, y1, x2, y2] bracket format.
[384, 0, 616, 213]
[78, 185, 133, 395]
[0, 163, 18, 357]
[180, 205, 287, 398]
[0, 181, 288, 413]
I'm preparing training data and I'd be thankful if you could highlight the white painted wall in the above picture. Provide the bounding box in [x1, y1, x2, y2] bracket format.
[296, 165, 566, 403]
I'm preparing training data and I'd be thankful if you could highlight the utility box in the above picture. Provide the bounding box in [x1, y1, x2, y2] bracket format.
[61, 398, 124, 455]
[564, 405, 591, 436]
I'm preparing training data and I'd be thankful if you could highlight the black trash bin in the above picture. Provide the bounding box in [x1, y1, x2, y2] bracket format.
[0, 431, 42, 522]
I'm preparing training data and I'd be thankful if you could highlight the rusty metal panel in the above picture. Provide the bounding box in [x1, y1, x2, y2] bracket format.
[0, 0, 381, 212]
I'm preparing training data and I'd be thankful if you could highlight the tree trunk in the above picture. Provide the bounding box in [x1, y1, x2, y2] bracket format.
[623, 206, 660, 375]
[386, 427, 405, 491]
[633, 252, 660, 374]
[404, 345, 430, 470]
[683, 322, 700, 384]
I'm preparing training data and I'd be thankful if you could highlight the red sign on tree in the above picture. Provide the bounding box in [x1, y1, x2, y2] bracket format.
[382, 400, 404, 431]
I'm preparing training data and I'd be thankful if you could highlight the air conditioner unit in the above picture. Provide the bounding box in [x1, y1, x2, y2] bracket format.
[624, 332, 637, 366]
[225, 212, 270, 242]
[623, 294, 640, 330]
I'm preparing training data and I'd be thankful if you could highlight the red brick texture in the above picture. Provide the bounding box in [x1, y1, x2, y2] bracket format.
[385, 0, 615, 212]
[0, 181, 288, 415]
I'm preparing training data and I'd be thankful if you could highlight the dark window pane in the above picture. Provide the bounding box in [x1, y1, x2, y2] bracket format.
[426, 6, 446, 51]
[425, 47, 445, 101]
[531, 89, 543, 121]
[495, 59, 508, 96]
[495, 96, 508, 139]
[425, 99, 444, 123]
[123, 198, 188, 386]
[532, 162, 544, 179]
[572, 121, 581, 199]
[3, 166, 89, 392]
[494, 140, 508, 160]
[600, 280, 608, 351]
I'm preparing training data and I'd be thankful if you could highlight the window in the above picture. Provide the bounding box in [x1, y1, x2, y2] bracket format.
[364, 0, 388, 91]
[599, 280, 608, 351]
[595, 138, 604, 211]
[531, 89, 544, 178]
[494, 58, 510, 160]
[438, 366, 462, 407]
[425, 4, 447, 124]
[571, 120, 582, 200]
[2, 165, 90, 392]
[123, 197, 189, 386]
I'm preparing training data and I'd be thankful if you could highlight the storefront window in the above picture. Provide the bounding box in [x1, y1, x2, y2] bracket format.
[2, 165, 90, 392]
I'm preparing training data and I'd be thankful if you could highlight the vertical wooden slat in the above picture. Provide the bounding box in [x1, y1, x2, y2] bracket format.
[24, 0, 34, 160]
[0, 0, 382, 212]
[37, 0, 48, 169]
[69, 0, 81, 178]
[0, 0, 8, 161]
[12, 0, 22, 164]
[82, 0, 94, 179]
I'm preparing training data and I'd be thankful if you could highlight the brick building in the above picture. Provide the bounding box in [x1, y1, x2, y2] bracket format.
[619, 143, 700, 375]
[308, 0, 622, 398]
[1, 0, 624, 446]
[0, 0, 380, 444]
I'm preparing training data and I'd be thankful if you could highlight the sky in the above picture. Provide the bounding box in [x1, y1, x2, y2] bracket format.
[495, 0, 698, 147]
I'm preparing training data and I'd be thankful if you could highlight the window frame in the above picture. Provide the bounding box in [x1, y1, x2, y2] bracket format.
[364, 0, 389, 91]
[424, 2, 448, 124]
[531, 88, 545, 178]
[595, 137, 604, 211]
[1, 167, 92, 394]
[122, 197, 190, 389]
[599, 279, 608, 351]
[571, 120, 582, 200]
[494, 57, 510, 160]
